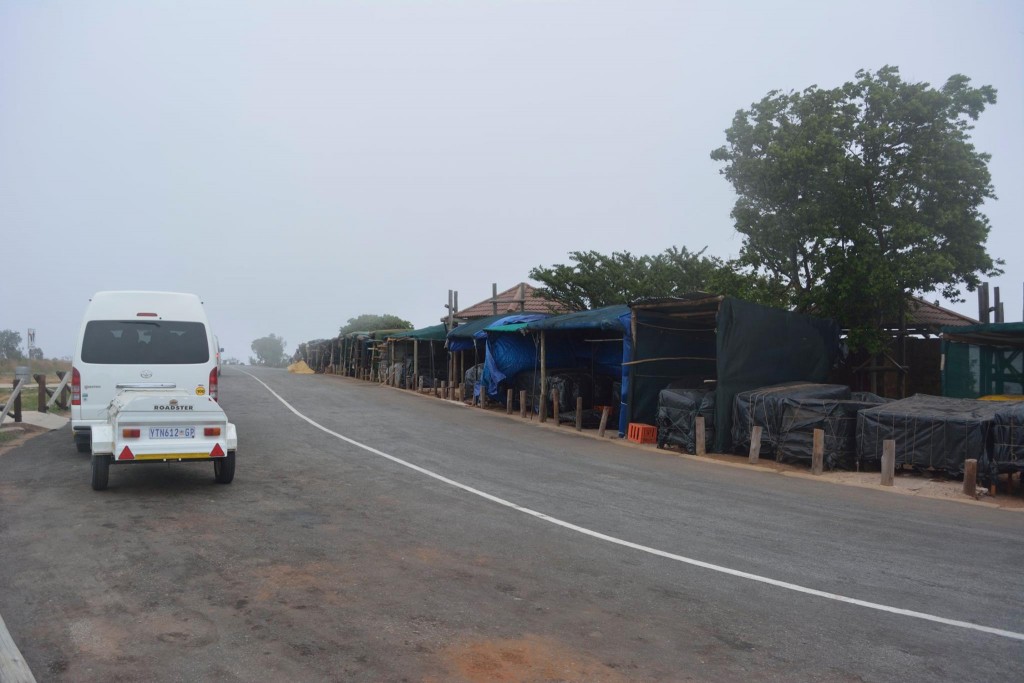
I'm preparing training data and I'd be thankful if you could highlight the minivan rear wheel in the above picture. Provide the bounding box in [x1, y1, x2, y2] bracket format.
[214, 451, 235, 484]
[91, 455, 110, 490]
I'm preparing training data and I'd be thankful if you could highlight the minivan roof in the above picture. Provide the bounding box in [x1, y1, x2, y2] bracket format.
[85, 291, 207, 320]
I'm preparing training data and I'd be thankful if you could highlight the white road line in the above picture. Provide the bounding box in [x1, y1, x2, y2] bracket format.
[241, 370, 1024, 642]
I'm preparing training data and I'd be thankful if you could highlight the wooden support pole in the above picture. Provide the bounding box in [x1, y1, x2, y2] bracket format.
[695, 416, 706, 456]
[34, 374, 46, 413]
[963, 459, 978, 497]
[881, 440, 896, 486]
[13, 379, 23, 423]
[507, 389, 513, 414]
[457, 383, 463, 402]
[552, 389, 560, 425]
[539, 331, 548, 423]
[520, 390, 527, 418]
[598, 406, 611, 437]
[480, 387, 487, 408]
[56, 370, 69, 409]
[811, 428, 824, 475]
[575, 397, 583, 431]
[748, 426, 762, 463]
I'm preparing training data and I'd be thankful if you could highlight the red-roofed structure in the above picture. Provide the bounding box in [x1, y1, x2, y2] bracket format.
[451, 283, 570, 322]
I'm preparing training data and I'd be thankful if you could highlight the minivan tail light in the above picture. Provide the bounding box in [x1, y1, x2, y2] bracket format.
[209, 367, 218, 402]
[72, 367, 81, 406]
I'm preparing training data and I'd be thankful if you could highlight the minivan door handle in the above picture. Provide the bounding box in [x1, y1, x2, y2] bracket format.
[116, 383, 177, 389]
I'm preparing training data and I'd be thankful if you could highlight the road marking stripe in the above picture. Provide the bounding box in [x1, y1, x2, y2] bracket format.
[242, 370, 1024, 642]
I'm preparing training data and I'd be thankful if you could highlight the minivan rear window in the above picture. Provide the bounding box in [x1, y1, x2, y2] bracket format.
[81, 321, 210, 364]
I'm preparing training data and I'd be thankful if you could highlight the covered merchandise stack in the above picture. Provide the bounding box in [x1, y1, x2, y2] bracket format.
[856, 394, 1005, 474]
[731, 383, 851, 456]
[776, 393, 888, 470]
[655, 384, 716, 453]
[983, 401, 1024, 480]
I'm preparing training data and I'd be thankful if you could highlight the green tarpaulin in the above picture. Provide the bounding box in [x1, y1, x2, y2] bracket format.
[942, 322, 1024, 398]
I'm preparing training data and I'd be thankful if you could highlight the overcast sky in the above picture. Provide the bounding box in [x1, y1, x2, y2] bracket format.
[2, 0, 1022, 360]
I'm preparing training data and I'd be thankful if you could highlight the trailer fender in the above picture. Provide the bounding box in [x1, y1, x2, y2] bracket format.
[91, 424, 114, 455]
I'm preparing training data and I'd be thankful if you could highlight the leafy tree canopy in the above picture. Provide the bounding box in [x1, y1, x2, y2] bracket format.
[250, 334, 288, 367]
[529, 247, 788, 311]
[711, 66, 1001, 352]
[339, 314, 412, 336]
[0, 329, 23, 361]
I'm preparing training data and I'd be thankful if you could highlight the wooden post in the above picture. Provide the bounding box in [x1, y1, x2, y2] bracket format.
[881, 439, 896, 486]
[575, 397, 583, 431]
[811, 428, 824, 475]
[963, 459, 978, 497]
[13, 378, 22, 423]
[56, 370, 69, 409]
[520, 390, 527, 418]
[34, 374, 46, 413]
[539, 331, 547, 423]
[480, 386, 487, 408]
[552, 388, 560, 425]
[695, 416, 706, 456]
[413, 339, 419, 388]
[507, 389, 513, 414]
[748, 426, 762, 463]
[598, 406, 611, 437]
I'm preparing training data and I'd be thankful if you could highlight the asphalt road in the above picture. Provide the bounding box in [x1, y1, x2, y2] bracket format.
[1, 367, 1022, 682]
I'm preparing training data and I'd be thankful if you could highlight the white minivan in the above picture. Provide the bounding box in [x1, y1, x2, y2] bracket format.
[71, 291, 220, 453]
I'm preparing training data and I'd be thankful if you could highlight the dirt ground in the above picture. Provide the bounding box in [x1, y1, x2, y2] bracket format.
[0, 423, 49, 456]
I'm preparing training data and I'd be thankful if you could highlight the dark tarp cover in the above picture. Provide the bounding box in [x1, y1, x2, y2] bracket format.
[855, 394, 1004, 474]
[732, 383, 850, 456]
[777, 397, 886, 470]
[515, 369, 620, 417]
[983, 401, 1024, 477]
[524, 305, 631, 332]
[448, 314, 546, 352]
[655, 385, 715, 453]
[629, 296, 840, 451]
[524, 305, 633, 432]
[388, 324, 448, 342]
[481, 332, 577, 401]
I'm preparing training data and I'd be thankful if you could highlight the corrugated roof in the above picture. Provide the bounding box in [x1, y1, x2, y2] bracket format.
[906, 297, 977, 330]
[453, 283, 570, 320]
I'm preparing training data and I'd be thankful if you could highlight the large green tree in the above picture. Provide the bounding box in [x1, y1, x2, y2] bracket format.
[711, 66, 1001, 352]
[529, 247, 787, 311]
[338, 314, 412, 335]
[250, 334, 288, 367]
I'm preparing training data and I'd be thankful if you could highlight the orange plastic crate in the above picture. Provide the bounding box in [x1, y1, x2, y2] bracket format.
[627, 422, 657, 444]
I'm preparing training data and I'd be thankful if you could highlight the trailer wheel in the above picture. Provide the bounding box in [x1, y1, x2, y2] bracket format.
[91, 455, 110, 491]
[214, 450, 235, 484]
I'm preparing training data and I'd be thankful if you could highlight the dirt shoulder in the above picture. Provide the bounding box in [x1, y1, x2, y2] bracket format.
[0, 423, 50, 457]
[380, 379, 1024, 512]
